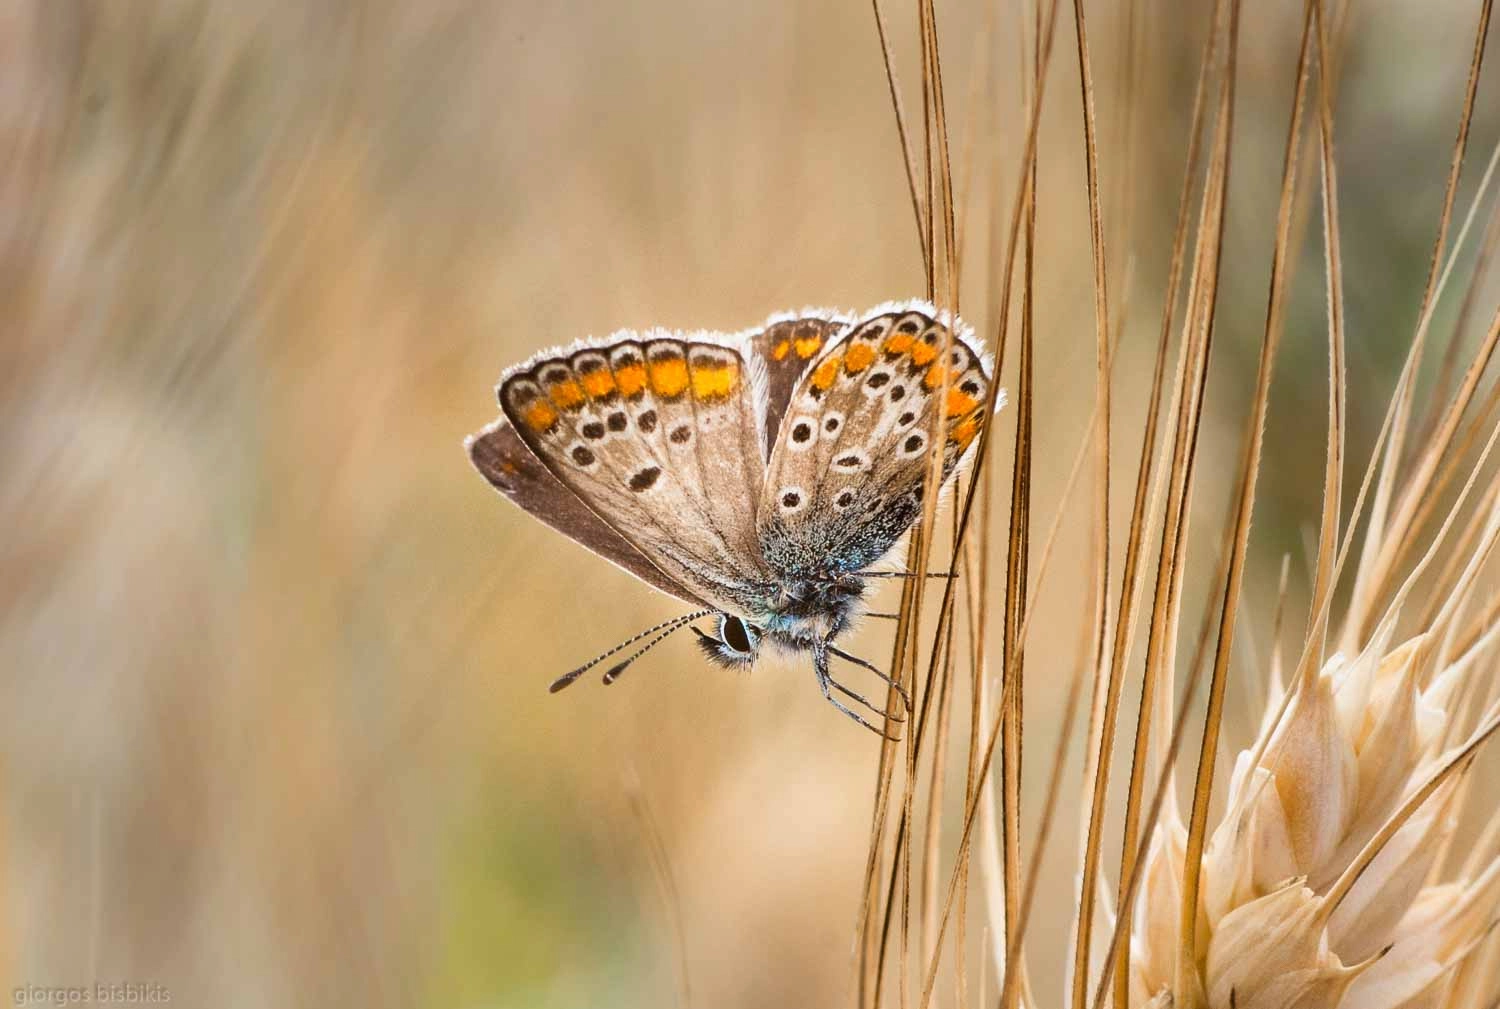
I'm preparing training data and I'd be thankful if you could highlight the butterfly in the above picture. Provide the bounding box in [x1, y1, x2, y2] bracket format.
[465, 300, 999, 735]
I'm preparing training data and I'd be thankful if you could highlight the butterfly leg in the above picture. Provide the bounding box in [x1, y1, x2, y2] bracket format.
[861, 571, 957, 580]
[828, 644, 911, 713]
[814, 646, 903, 739]
[820, 675, 903, 738]
[828, 676, 906, 724]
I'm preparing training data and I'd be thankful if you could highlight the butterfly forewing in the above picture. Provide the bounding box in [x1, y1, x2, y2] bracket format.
[466, 418, 705, 605]
[498, 335, 772, 614]
[758, 306, 992, 576]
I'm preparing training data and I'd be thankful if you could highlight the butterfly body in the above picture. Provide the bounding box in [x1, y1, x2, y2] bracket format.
[467, 300, 1000, 732]
[755, 576, 867, 651]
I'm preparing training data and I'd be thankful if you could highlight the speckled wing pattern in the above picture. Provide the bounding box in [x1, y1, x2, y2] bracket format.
[496, 334, 772, 615]
[757, 306, 993, 577]
[465, 417, 705, 605]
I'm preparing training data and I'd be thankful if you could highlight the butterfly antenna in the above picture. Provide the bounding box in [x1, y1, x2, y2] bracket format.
[548, 609, 714, 693]
[600, 620, 700, 685]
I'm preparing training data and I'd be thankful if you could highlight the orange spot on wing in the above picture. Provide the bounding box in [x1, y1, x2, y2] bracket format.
[910, 340, 939, 367]
[923, 363, 951, 390]
[843, 343, 875, 374]
[771, 339, 792, 361]
[580, 369, 616, 399]
[648, 357, 690, 397]
[811, 355, 841, 391]
[945, 387, 979, 417]
[521, 400, 559, 433]
[882, 332, 915, 355]
[614, 363, 647, 397]
[950, 415, 980, 450]
[794, 335, 823, 359]
[690, 361, 738, 402]
[547, 378, 586, 410]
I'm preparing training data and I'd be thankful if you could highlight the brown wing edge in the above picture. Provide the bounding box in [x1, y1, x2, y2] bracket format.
[464, 417, 707, 606]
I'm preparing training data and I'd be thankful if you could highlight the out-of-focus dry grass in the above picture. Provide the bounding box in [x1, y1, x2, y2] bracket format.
[0, 2, 1493, 1007]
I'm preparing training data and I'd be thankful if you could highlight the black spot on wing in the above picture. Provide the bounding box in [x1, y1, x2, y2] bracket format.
[629, 466, 661, 492]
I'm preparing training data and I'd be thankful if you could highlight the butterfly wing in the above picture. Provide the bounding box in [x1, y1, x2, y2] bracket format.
[498, 334, 773, 615]
[758, 302, 996, 577]
[466, 417, 706, 605]
[747, 313, 851, 451]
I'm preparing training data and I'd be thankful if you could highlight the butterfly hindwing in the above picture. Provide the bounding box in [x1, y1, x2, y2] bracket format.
[748, 313, 851, 451]
[465, 417, 705, 605]
[758, 304, 993, 576]
[498, 334, 772, 615]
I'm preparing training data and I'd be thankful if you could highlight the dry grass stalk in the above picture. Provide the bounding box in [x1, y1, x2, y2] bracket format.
[855, 0, 1500, 1007]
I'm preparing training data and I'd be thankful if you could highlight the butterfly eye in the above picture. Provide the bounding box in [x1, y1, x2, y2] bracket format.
[720, 615, 757, 654]
[699, 614, 760, 666]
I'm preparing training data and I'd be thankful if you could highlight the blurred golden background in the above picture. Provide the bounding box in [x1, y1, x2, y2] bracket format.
[2, 2, 1495, 1007]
